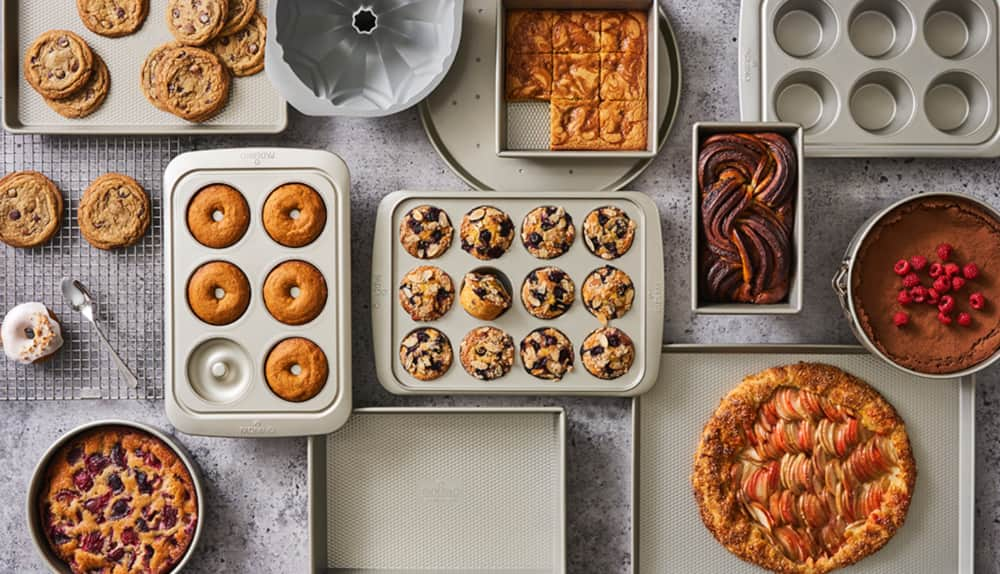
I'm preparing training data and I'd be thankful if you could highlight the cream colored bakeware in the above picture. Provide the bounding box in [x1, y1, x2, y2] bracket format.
[691, 122, 804, 314]
[633, 345, 974, 573]
[495, 0, 659, 158]
[28, 419, 205, 574]
[164, 148, 351, 437]
[373, 190, 664, 396]
[3, 0, 286, 134]
[309, 407, 566, 573]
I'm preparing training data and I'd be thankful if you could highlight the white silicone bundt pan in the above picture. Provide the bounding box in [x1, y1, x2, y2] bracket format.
[266, 0, 463, 117]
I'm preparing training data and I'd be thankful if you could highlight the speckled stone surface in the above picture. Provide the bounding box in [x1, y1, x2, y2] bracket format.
[2, 1, 1000, 572]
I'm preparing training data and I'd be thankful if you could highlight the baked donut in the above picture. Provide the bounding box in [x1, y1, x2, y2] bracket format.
[263, 260, 327, 325]
[262, 183, 326, 247]
[187, 184, 250, 248]
[265, 337, 328, 402]
[1, 302, 63, 364]
[186, 261, 251, 325]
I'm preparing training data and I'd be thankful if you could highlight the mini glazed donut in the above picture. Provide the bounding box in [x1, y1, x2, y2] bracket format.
[1, 302, 63, 364]
[187, 260, 251, 325]
[187, 184, 250, 248]
[263, 260, 327, 325]
[262, 183, 327, 247]
[265, 337, 328, 402]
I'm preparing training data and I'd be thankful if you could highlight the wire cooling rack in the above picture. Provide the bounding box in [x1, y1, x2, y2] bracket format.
[0, 133, 183, 400]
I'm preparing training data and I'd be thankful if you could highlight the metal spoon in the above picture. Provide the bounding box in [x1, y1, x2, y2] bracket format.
[61, 278, 138, 388]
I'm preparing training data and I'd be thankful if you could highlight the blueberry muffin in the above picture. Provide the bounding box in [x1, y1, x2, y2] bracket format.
[521, 205, 575, 259]
[582, 266, 635, 324]
[583, 206, 637, 260]
[581, 326, 635, 379]
[399, 266, 454, 321]
[459, 271, 511, 320]
[521, 267, 575, 319]
[460, 206, 515, 260]
[520, 327, 574, 380]
[399, 327, 453, 381]
[399, 204, 453, 259]
[460, 326, 515, 381]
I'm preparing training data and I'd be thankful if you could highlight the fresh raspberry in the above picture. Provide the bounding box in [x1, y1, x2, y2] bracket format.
[952, 276, 967, 292]
[933, 276, 952, 294]
[893, 259, 911, 276]
[970, 292, 986, 310]
[963, 263, 979, 280]
[938, 295, 956, 314]
[902, 273, 921, 288]
[944, 262, 961, 277]
[910, 255, 928, 271]
[927, 288, 941, 305]
[958, 312, 973, 327]
[910, 286, 928, 303]
[937, 243, 954, 261]
[897, 289, 913, 305]
[929, 263, 944, 278]
[893, 312, 909, 327]
[938, 312, 954, 325]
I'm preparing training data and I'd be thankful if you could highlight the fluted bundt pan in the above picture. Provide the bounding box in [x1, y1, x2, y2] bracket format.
[266, 0, 463, 117]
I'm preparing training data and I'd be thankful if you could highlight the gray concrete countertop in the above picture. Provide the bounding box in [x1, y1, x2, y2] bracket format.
[2, 1, 1000, 572]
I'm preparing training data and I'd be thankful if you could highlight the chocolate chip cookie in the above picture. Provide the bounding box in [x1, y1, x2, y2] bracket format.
[77, 0, 149, 37]
[581, 326, 634, 379]
[156, 46, 231, 121]
[460, 326, 515, 381]
[141, 42, 182, 111]
[521, 266, 575, 319]
[210, 11, 265, 76]
[521, 205, 575, 259]
[78, 173, 150, 250]
[459, 271, 511, 320]
[583, 206, 637, 260]
[582, 265, 635, 324]
[399, 327, 453, 381]
[399, 204, 453, 259]
[520, 327, 574, 380]
[44, 53, 109, 119]
[23, 30, 94, 100]
[0, 171, 64, 248]
[460, 205, 515, 260]
[399, 266, 454, 321]
[219, 0, 256, 36]
[167, 0, 228, 46]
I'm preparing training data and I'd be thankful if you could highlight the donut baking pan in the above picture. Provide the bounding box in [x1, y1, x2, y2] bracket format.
[495, 0, 659, 158]
[633, 345, 974, 573]
[739, 0, 1000, 157]
[27, 419, 205, 574]
[265, 0, 462, 117]
[372, 190, 664, 396]
[308, 407, 566, 573]
[163, 148, 351, 437]
[1, 0, 286, 134]
[691, 122, 804, 314]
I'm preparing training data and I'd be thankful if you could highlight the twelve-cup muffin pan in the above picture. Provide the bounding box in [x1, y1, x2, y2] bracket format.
[163, 148, 351, 437]
[739, 0, 1000, 156]
[372, 190, 664, 396]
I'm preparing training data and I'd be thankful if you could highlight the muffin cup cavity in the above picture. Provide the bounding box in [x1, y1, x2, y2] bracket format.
[848, 0, 914, 59]
[925, 71, 991, 135]
[850, 70, 915, 134]
[773, 70, 839, 134]
[924, 0, 990, 60]
[186, 338, 253, 404]
[772, 0, 839, 59]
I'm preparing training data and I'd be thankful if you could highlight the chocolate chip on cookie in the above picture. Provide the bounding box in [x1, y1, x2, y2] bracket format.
[210, 11, 265, 77]
[166, 0, 228, 46]
[0, 171, 64, 248]
[77, 0, 149, 37]
[155, 47, 231, 122]
[23, 30, 94, 100]
[78, 173, 150, 250]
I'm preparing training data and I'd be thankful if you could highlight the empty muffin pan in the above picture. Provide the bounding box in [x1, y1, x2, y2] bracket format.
[372, 190, 664, 396]
[163, 148, 352, 437]
[739, 0, 1000, 156]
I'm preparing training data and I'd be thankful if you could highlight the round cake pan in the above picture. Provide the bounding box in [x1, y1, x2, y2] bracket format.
[832, 191, 1000, 379]
[27, 419, 205, 574]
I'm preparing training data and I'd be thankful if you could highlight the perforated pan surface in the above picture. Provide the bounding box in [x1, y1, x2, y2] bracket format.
[372, 191, 664, 396]
[164, 148, 351, 437]
[634, 345, 974, 573]
[308, 408, 566, 573]
[3, 0, 286, 134]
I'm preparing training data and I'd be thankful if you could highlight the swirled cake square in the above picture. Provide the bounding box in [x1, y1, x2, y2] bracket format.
[600, 11, 647, 53]
[551, 11, 602, 53]
[506, 10, 554, 53]
[506, 52, 552, 100]
[600, 51, 646, 101]
[551, 99, 601, 150]
[552, 53, 600, 101]
[599, 101, 647, 150]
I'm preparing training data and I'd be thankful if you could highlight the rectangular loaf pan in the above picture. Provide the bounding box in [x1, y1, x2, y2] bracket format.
[632, 344, 974, 573]
[494, 0, 659, 158]
[690, 121, 804, 314]
[308, 407, 567, 573]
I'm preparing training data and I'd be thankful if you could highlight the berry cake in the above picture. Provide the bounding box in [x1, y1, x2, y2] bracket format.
[39, 426, 198, 574]
[693, 363, 915, 573]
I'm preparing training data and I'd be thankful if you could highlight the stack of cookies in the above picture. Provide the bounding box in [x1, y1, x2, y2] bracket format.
[23, 31, 110, 119]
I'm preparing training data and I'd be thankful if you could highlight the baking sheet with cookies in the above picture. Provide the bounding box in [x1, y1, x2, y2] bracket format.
[2, 0, 286, 134]
[495, 0, 659, 158]
[633, 345, 974, 573]
[163, 148, 351, 438]
[372, 190, 664, 396]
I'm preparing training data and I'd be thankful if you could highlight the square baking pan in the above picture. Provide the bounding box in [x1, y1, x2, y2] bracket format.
[632, 344, 974, 573]
[495, 0, 659, 158]
[308, 407, 567, 573]
[739, 0, 1000, 157]
[372, 190, 664, 396]
[164, 148, 351, 437]
[690, 122, 804, 314]
[2, 0, 287, 134]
